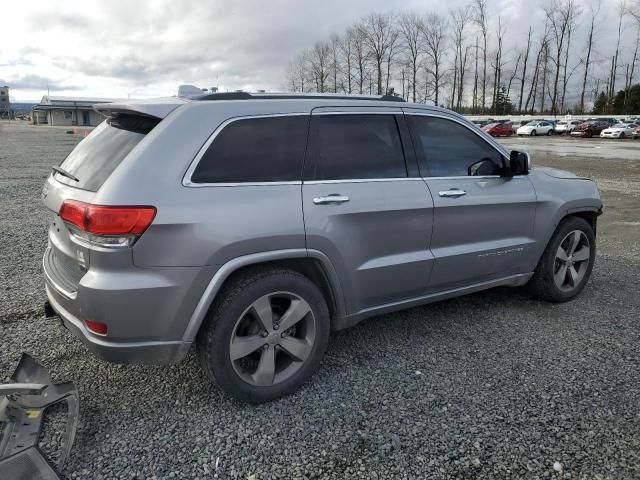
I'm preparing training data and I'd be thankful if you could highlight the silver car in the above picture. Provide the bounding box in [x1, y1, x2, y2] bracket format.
[42, 93, 602, 402]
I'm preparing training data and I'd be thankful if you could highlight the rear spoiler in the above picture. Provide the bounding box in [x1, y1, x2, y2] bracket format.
[0, 354, 79, 480]
[94, 96, 188, 120]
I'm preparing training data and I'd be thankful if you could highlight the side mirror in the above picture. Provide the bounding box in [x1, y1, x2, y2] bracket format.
[508, 150, 531, 176]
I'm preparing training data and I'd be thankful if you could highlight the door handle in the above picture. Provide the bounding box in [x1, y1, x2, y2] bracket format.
[438, 189, 467, 198]
[313, 194, 350, 205]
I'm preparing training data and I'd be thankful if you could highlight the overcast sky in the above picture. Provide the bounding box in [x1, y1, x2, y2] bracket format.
[1, 0, 634, 102]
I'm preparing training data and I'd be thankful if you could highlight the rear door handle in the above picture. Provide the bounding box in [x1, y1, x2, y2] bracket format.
[438, 189, 467, 198]
[313, 194, 350, 205]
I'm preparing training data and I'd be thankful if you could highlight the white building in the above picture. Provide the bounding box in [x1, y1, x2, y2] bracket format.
[31, 95, 125, 126]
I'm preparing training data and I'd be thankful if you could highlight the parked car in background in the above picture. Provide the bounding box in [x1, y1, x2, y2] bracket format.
[555, 120, 583, 135]
[482, 122, 513, 137]
[512, 120, 528, 133]
[571, 120, 614, 138]
[635, 125, 640, 138]
[600, 123, 639, 139]
[517, 121, 554, 136]
[41, 92, 602, 402]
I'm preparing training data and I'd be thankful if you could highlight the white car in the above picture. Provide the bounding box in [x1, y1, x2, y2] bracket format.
[554, 120, 583, 135]
[517, 121, 554, 136]
[600, 123, 638, 139]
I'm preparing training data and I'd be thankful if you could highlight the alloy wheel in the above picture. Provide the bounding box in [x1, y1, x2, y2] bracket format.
[229, 292, 316, 387]
[553, 230, 591, 292]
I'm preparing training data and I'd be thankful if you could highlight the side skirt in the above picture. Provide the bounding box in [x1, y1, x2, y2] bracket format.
[332, 272, 533, 331]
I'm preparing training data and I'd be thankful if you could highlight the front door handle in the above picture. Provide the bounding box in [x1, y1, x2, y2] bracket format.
[438, 189, 467, 198]
[313, 194, 350, 205]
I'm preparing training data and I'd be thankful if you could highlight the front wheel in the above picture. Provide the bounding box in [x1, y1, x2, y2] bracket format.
[620, 132, 625, 139]
[197, 268, 330, 403]
[531, 130, 537, 136]
[528, 217, 596, 302]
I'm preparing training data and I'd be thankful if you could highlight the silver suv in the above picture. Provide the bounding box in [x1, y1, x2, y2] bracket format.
[42, 93, 602, 403]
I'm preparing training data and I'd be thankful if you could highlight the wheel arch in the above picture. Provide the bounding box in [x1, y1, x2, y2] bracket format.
[181, 249, 346, 343]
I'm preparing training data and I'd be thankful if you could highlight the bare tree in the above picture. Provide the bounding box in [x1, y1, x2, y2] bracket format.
[544, 0, 580, 115]
[310, 41, 331, 93]
[491, 16, 506, 113]
[351, 24, 369, 94]
[450, 6, 473, 110]
[359, 12, 398, 95]
[399, 12, 424, 102]
[339, 30, 355, 93]
[518, 27, 533, 112]
[422, 12, 448, 106]
[473, 0, 489, 112]
[609, 0, 627, 108]
[580, 0, 601, 114]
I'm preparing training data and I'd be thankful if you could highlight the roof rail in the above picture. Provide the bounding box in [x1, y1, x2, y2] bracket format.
[195, 92, 406, 102]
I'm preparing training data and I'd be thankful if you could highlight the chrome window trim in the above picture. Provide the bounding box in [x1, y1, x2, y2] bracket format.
[402, 110, 512, 176]
[182, 113, 309, 187]
[304, 177, 423, 185]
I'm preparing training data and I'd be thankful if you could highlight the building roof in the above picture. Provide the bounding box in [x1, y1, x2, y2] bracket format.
[33, 95, 130, 111]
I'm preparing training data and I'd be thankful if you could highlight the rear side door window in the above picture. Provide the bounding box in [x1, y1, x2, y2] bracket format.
[304, 114, 407, 181]
[407, 115, 505, 177]
[190, 115, 309, 184]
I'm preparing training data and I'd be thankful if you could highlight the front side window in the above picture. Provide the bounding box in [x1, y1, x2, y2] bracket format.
[304, 114, 407, 181]
[191, 115, 309, 184]
[407, 116, 505, 177]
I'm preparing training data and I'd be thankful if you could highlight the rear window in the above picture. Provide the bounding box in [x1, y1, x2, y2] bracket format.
[55, 114, 158, 192]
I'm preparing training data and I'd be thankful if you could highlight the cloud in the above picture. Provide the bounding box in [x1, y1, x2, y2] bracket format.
[0, 74, 84, 92]
[1, 0, 637, 101]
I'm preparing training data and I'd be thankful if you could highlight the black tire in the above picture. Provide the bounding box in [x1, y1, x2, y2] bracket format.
[620, 132, 625, 139]
[547, 129, 552, 136]
[196, 267, 330, 403]
[528, 216, 596, 303]
[531, 130, 537, 136]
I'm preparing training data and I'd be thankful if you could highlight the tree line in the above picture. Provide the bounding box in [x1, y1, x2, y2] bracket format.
[284, 0, 640, 115]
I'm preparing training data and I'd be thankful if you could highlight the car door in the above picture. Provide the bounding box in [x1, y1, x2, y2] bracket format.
[302, 108, 434, 313]
[403, 110, 538, 291]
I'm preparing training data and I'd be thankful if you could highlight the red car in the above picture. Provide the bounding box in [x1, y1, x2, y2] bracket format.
[482, 122, 513, 137]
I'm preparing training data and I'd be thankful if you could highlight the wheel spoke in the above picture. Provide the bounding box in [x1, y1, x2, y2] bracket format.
[279, 336, 312, 362]
[252, 346, 275, 386]
[230, 335, 265, 361]
[556, 247, 568, 262]
[554, 263, 569, 287]
[250, 295, 273, 332]
[572, 246, 590, 262]
[568, 265, 580, 286]
[278, 299, 311, 332]
[568, 231, 581, 254]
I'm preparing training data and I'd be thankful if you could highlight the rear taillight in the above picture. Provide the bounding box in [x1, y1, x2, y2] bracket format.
[59, 200, 156, 248]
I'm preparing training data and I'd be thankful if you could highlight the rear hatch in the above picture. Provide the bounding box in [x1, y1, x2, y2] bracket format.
[43, 109, 164, 297]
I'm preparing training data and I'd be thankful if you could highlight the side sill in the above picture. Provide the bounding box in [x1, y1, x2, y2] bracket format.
[332, 272, 533, 331]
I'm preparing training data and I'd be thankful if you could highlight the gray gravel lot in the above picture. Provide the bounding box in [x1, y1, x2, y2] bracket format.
[1, 121, 639, 479]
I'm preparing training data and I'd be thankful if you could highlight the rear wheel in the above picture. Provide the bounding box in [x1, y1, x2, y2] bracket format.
[528, 217, 595, 302]
[547, 129, 552, 136]
[197, 268, 330, 403]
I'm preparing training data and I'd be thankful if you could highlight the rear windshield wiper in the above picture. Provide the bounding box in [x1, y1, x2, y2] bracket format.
[52, 166, 79, 182]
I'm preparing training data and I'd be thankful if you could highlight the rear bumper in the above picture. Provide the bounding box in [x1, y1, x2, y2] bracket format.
[45, 284, 191, 364]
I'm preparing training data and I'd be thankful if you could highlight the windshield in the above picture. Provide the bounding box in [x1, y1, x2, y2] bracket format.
[54, 115, 159, 192]
[525, 121, 538, 126]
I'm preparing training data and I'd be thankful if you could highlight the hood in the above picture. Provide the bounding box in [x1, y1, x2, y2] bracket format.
[535, 166, 589, 180]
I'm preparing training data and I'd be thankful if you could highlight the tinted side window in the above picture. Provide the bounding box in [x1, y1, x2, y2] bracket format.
[304, 114, 407, 181]
[191, 116, 309, 183]
[408, 116, 504, 177]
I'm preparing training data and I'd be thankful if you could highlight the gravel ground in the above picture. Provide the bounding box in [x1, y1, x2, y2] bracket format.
[1, 121, 639, 479]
